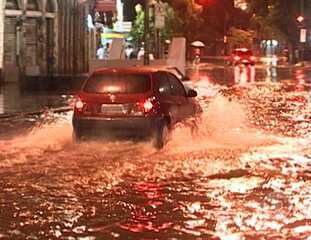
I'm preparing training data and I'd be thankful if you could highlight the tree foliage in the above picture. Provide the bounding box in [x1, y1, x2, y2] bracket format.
[129, 0, 310, 54]
[163, 0, 248, 45]
[128, 2, 177, 46]
[247, 0, 310, 45]
[228, 27, 255, 47]
[128, 5, 145, 45]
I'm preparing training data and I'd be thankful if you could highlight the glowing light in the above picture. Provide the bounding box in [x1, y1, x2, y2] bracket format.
[234, 56, 241, 61]
[234, 0, 248, 10]
[75, 98, 84, 110]
[103, 86, 120, 93]
[188, 202, 202, 213]
[143, 100, 153, 112]
[240, 48, 249, 52]
[297, 15, 304, 23]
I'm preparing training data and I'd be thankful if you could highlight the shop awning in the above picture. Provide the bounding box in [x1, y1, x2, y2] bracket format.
[101, 32, 127, 39]
[95, 0, 116, 12]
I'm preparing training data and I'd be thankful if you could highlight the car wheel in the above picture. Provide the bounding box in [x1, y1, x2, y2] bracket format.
[190, 116, 201, 137]
[153, 122, 169, 150]
[72, 128, 83, 143]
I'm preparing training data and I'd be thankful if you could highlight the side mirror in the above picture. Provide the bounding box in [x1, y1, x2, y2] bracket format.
[187, 89, 197, 97]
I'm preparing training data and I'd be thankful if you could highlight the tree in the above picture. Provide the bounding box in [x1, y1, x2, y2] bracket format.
[162, 0, 203, 41]
[245, 0, 311, 61]
[128, 4, 145, 45]
[128, 2, 177, 47]
[247, 0, 310, 46]
[163, 0, 243, 51]
[228, 27, 255, 47]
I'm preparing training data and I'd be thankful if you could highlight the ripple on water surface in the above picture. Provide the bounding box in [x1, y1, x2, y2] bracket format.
[0, 81, 310, 239]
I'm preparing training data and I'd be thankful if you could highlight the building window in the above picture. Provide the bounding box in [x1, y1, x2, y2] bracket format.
[5, 0, 19, 10]
[27, 0, 39, 11]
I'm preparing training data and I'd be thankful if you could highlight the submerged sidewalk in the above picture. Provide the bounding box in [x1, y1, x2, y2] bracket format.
[0, 83, 74, 118]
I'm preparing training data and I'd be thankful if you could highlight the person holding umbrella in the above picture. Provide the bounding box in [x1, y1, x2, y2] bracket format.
[191, 41, 205, 65]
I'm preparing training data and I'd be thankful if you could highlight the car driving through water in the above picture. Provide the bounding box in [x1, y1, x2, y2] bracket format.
[72, 66, 202, 149]
[230, 48, 256, 66]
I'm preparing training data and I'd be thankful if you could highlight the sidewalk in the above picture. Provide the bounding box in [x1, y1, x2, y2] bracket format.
[0, 106, 72, 120]
[0, 83, 74, 119]
[188, 55, 311, 69]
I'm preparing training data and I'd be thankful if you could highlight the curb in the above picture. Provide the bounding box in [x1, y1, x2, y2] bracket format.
[0, 106, 73, 120]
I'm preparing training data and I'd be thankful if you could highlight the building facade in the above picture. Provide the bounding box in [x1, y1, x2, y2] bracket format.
[0, 0, 165, 84]
[0, 0, 58, 82]
[0, 1, 4, 80]
[0, 0, 90, 85]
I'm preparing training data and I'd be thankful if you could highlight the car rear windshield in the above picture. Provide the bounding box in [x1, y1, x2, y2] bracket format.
[84, 73, 151, 94]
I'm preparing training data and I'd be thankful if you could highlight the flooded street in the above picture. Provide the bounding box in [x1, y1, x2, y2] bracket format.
[0, 83, 70, 115]
[0, 65, 311, 239]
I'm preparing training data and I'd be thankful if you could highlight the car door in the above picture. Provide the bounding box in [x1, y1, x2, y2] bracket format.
[167, 72, 194, 120]
[153, 71, 180, 124]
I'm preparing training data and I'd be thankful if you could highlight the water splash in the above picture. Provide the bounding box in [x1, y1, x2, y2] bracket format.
[167, 95, 277, 154]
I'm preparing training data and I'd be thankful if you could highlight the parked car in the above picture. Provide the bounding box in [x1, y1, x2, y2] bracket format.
[72, 66, 202, 149]
[230, 48, 256, 66]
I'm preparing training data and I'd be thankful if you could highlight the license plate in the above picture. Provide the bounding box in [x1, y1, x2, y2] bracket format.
[101, 104, 127, 115]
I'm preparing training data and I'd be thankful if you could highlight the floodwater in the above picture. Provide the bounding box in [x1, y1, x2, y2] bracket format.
[0, 65, 311, 239]
[0, 83, 70, 114]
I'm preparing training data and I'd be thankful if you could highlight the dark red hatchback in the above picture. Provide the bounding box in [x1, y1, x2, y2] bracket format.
[72, 66, 202, 149]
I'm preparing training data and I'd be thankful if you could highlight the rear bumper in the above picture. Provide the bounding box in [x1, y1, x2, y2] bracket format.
[72, 116, 162, 138]
[234, 60, 255, 65]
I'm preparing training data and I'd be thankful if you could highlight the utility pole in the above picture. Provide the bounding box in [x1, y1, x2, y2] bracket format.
[144, 0, 150, 65]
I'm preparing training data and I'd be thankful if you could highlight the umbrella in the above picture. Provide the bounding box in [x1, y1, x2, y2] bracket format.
[190, 41, 205, 48]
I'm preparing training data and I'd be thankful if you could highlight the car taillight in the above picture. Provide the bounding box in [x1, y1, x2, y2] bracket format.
[234, 56, 240, 61]
[250, 56, 256, 61]
[131, 97, 158, 116]
[142, 99, 154, 112]
[74, 97, 85, 112]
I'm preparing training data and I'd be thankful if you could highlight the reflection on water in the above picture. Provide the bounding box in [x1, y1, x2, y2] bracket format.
[0, 84, 21, 114]
[187, 63, 311, 88]
[264, 66, 278, 82]
[0, 78, 310, 238]
[234, 65, 255, 84]
[0, 83, 70, 114]
[0, 66, 311, 239]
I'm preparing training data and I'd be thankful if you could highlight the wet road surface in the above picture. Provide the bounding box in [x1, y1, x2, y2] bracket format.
[0, 65, 311, 239]
[0, 83, 71, 115]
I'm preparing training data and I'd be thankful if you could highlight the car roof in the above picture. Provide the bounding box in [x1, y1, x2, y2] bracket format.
[92, 66, 174, 75]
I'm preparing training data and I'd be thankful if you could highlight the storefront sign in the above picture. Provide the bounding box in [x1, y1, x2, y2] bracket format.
[300, 28, 307, 43]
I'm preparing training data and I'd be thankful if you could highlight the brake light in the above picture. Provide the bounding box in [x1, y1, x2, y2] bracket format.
[74, 97, 84, 112]
[131, 97, 158, 116]
[250, 56, 256, 61]
[234, 56, 240, 61]
[143, 99, 154, 112]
